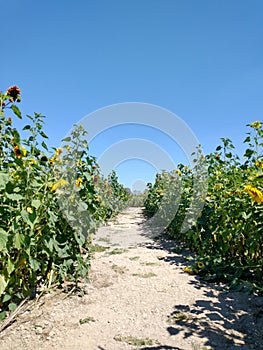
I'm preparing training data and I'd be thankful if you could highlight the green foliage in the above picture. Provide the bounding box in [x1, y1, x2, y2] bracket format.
[127, 191, 146, 207]
[0, 86, 129, 319]
[144, 121, 263, 292]
[106, 170, 130, 214]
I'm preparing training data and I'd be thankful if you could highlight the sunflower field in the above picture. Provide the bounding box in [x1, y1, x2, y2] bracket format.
[144, 122, 263, 293]
[0, 86, 130, 320]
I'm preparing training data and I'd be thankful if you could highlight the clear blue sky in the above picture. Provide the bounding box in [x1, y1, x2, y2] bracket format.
[2, 0, 263, 189]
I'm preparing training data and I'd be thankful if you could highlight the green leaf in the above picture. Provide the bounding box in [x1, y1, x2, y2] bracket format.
[10, 128, 20, 141]
[13, 187, 21, 193]
[6, 193, 23, 201]
[243, 136, 251, 143]
[13, 233, 24, 249]
[78, 201, 88, 212]
[35, 123, 43, 130]
[0, 172, 9, 190]
[11, 104, 22, 119]
[7, 258, 15, 275]
[254, 175, 263, 181]
[225, 152, 232, 158]
[8, 302, 17, 312]
[0, 311, 6, 322]
[24, 235, 31, 250]
[28, 212, 37, 225]
[84, 173, 92, 181]
[23, 125, 31, 130]
[41, 141, 49, 151]
[40, 131, 48, 139]
[43, 237, 54, 253]
[0, 228, 8, 251]
[62, 136, 71, 142]
[20, 209, 29, 223]
[29, 257, 40, 271]
[26, 114, 34, 121]
[244, 148, 254, 159]
[0, 275, 7, 296]
[32, 199, 41, 209]
[242, 212, 252, 220]
[2, 294, 11, 303]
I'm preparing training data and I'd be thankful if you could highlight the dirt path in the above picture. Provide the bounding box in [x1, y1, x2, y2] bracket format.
[0, 207, 263, 350]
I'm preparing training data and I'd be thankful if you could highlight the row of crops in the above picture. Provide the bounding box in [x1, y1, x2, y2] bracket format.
[0, 86, 130, 320]
[144, 121, 263, 293]
[1, 85, 262, 320]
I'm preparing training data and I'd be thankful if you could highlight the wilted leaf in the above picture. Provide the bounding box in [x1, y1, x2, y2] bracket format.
[0, 275, 7, 296]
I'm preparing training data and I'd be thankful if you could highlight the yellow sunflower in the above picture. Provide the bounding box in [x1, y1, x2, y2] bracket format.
[76, 177, 82, 187]
[244, 185, 263, 204]
[250, 121, 262, 129]
[51, 179, 69, 192]
[14, 145, 27, 158]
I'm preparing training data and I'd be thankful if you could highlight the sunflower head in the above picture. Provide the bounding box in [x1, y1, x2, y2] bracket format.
[14, 146, 22, 158]
[13, 145, 26, 158]
[55, 148, 63, 156]
[75, 178, 82, 188]
[197, 262, 204, 269]
[40, 155, 48, 162]
[51, 179, 69, 192]
[250, 121, 262, 130]
[244, 185, 263, 204]
[6, 85, 21, 102]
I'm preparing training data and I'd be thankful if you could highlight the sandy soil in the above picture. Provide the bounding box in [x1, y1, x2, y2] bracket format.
[0, 207, 263, 350]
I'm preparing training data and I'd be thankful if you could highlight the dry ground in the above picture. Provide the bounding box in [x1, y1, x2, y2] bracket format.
[0, 207, 263, 350]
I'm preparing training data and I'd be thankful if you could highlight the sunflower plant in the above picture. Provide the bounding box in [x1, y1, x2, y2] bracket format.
[0, 86, 128, 320]
[144, 121, 263, 293]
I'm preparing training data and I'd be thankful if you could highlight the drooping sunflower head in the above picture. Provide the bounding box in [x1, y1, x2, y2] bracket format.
[6, 85, 21, 102]
[40, 155, 48, 162]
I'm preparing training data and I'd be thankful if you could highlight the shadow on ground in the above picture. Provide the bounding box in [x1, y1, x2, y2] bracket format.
[140, 347, 182, 350]
[139, 222, 263, 350]
[166, 290, 263, 350]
